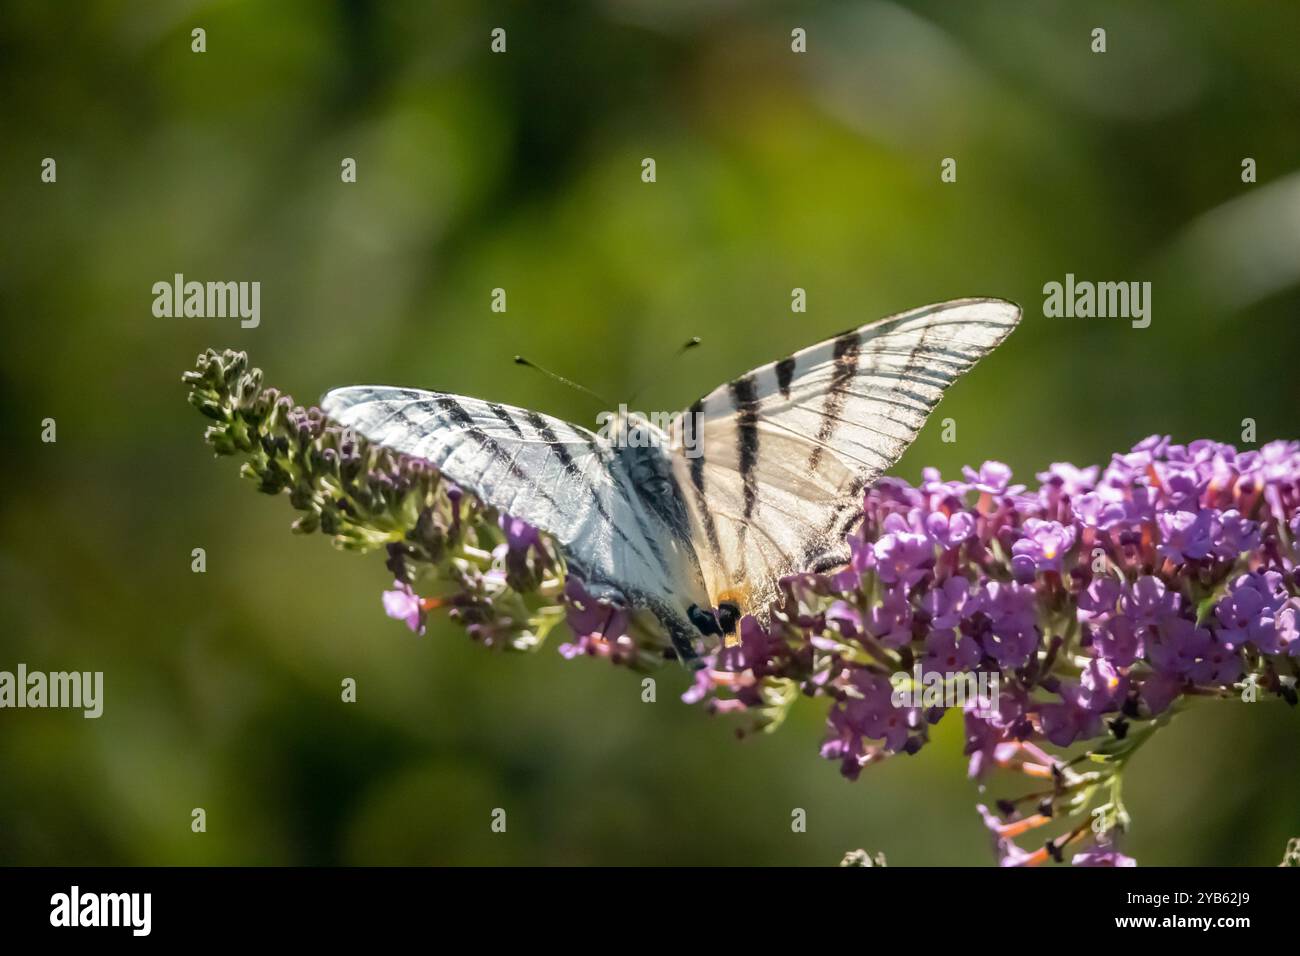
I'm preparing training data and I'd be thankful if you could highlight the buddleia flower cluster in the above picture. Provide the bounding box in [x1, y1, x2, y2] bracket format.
[182, 349, 671, 664]
[186, 350, 1298, 866]
[686, 438, 1300, 865]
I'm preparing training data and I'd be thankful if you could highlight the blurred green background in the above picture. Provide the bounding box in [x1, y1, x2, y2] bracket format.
[3, 0, 1299, 865]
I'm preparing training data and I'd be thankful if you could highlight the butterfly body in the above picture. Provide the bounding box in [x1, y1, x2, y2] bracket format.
[323, 298, 1021, 666]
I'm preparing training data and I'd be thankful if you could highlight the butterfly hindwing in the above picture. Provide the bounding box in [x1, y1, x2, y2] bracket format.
[671, 298, 1021, 624]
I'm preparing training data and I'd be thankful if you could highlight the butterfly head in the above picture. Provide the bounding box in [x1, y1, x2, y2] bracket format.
[686, 597, 743, 648]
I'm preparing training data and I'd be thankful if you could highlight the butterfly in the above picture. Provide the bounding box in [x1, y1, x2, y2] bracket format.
[323, 298, 1021, 667]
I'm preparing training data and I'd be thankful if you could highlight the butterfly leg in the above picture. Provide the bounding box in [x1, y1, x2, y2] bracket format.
[687, 604, 721, 637]
[658, 605, 703, 671]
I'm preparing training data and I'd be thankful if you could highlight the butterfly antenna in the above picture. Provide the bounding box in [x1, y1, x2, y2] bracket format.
[626, 337, 702, 406]
[514, 356, 612, 407]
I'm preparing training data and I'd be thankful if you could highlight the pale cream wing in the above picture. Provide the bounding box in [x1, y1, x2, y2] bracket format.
[670, 298, 1021, 626]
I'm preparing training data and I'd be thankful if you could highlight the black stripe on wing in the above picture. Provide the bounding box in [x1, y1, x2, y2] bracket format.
[775, 356, 796, 399]
[730, 375, 760, 522]
[729, 374, 760, 577]
[805, 330, 861, 473]
[488, 402, 526, 439]
[515, 409, 672, 577]
[428, 396, 563, 510]
[334, 390, 669, 581]
[685, 399, 722, 560]
[524, 411, 583, 479]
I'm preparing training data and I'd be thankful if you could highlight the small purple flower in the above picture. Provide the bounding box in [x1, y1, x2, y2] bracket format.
[1149, 618, 1242, 684]
[499, 513, 549, 587]
[964, 712, 1005, 780]
[1073, 491, 1131, 530]
[1217, 572, 1294, 653]
[971, 580, 1039, 667]
[848, 534, 875, 575]
[1156, 508, 1219, 564]
[825, 600, 864, 641]
[1216, 509, 1260, 558]
[866, 590, 914, 648]
[873, 531, 934, 587]
[1121, 575, 1180, 628]
[1256, 439, 1300, 483]
[819, 734, 872, 782]
[1040, 694, 1101, 747]
[919, 576, 970, 629]
[1269, 602, 1300, 657]
[924, 510, 975, 549]
[1040, 660, 1123, 746]
[1011, 518, 1076, 576]
[1159, 465, 1208, 512]
[963, 461, 1019, 496]
[500, 514, 538, 550]
[922, 628, 981, 675]
[1093, 615, 1144, 667]
[382, 580, 425, 635]
[963, 712, 1001, 780]
[1036, 462, 1099, 496]
[1078, 576, 1123, 625]
[828, 669, 916, 754]
[561, 578, 633, 662]
[1078, 658, 1128, 711]
[1214, 572, 1271, 648]
[1072, 842, 1136, 867]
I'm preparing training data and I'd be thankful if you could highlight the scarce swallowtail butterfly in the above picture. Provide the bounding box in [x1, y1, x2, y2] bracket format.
[323, 298, 1021, 668]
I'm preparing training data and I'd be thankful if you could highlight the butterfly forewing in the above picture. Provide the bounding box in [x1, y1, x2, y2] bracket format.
[321, 386, 710, 655]
[671, 298, 1021, 625]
